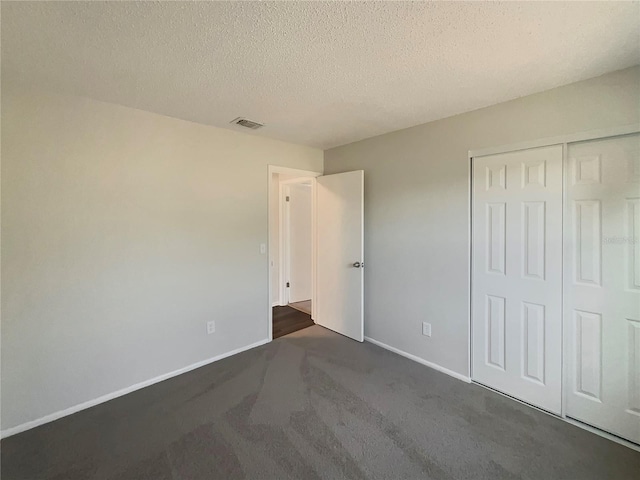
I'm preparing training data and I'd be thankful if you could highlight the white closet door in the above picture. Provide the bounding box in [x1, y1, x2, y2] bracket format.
[565, 134, 640, 444]
[472, 145, 563, 414]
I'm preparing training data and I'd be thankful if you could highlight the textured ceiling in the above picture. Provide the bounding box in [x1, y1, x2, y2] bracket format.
[2, 1, 639, 149]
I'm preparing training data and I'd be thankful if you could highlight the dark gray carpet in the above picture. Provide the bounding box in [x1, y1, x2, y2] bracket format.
[2, 325, 639, 480]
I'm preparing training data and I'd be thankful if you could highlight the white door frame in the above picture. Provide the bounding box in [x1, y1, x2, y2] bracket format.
[280, 177, 313, 306]
[468, 123, 640, 451]
[267, 165, 322, 341]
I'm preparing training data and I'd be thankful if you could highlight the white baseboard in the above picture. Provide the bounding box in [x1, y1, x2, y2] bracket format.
[364, 336, 471, 384]
[0, 338, 270, 439]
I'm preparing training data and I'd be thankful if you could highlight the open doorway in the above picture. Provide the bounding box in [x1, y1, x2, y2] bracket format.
[268, 165, 365, 343]
[268, 166, 320, 339]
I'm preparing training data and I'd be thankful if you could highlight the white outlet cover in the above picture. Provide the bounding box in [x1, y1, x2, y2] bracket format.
[260, 243, 266, 254]
[207, 321, 216, 334]
[422, 322, 432, 337]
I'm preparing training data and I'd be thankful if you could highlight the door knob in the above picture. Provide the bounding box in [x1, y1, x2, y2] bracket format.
[353, 262, 364, 268]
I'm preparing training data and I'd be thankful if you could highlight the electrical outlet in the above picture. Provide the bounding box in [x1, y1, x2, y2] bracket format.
[207, 321, 216, 335]
[422, 322, 432, 337]
[260, 243, 266, 254]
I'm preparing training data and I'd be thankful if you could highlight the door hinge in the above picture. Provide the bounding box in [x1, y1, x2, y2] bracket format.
[286, 282, 290, 288]
[286, 196, 290, 202]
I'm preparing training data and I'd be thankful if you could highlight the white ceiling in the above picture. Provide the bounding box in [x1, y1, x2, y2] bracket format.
[2, 1, 639, 149]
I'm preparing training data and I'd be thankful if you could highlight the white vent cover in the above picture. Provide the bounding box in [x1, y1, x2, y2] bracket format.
[230, 117, 264, 130]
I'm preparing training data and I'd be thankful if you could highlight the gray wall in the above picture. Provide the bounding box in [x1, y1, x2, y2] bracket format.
[324, 66, 640, 378]
[1, 86, 323, 431]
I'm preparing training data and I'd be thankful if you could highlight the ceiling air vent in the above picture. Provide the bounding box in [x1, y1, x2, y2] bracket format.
[230, 117, 264, 130]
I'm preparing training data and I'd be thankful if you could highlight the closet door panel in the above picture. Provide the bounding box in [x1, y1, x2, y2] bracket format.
[565, 133, 640, 444]
[472, 145, 563, 414]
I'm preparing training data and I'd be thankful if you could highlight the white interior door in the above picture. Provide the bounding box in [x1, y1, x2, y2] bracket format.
[565, 133, 640, 444]
[287, 183, 312, 303]
[472, 145, 563, 414]
[316, 170, 364, 342]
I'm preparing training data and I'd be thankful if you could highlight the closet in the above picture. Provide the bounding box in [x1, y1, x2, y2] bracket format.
[471, 131, 640, 445]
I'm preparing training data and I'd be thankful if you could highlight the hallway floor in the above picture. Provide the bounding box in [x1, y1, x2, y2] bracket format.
[272, 304, 314, 339]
